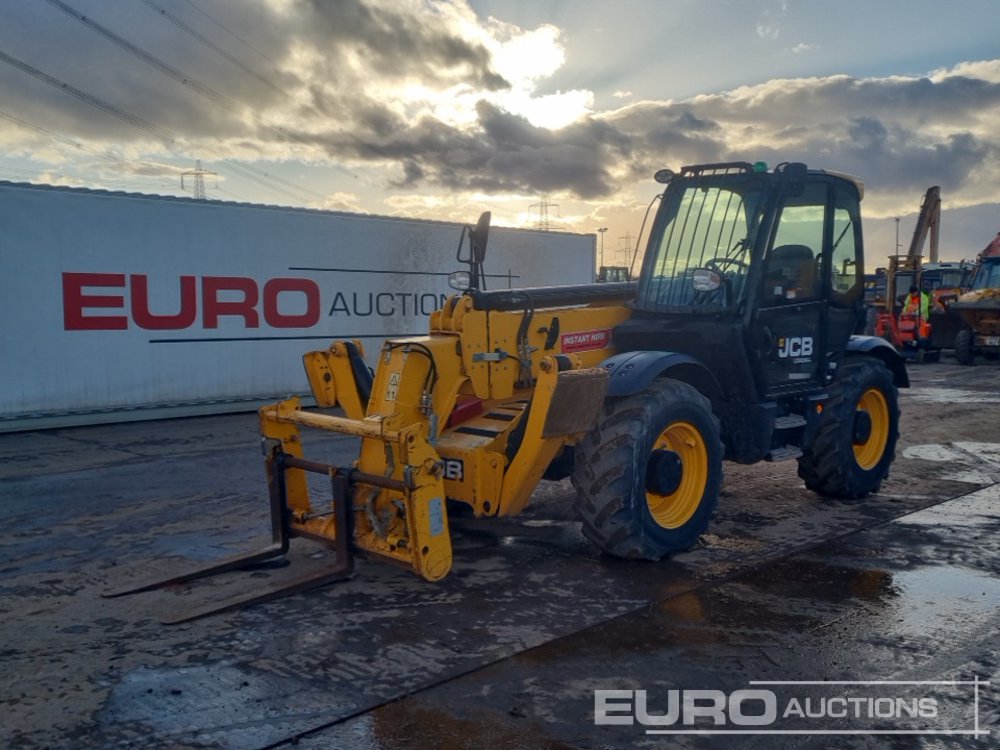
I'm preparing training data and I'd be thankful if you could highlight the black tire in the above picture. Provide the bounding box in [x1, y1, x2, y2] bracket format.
[571, 379, 723, 559]
[954, 329, 975, 366]
[797, 357, 899, 499]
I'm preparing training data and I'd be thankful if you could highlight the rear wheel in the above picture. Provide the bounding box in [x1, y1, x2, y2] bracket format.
[798, 358, 899, 499]
[571, 379, 723, 559]
[955, 329, 975, 365]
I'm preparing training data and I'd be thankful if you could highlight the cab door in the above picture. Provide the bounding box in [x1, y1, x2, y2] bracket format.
[826, 183, 865, 354]
[754, 181, 829, 397]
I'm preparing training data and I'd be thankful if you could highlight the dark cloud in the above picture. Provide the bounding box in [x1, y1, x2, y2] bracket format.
[393, 159, 425, 187]
[848, 117, 889, 151]
[601, 103, 724, 180]
[0, 0, 998, 212]
[594, 69, 1000, 209]
[0, 0, 505, 144]
[297, 0, 508, 91]
[279, 63, 1000, 205]
[792, 121, 996, 194]
[304, 101, 627, 199]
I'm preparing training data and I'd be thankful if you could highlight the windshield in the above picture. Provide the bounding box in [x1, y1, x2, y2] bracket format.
[937, 270, 967, 288]
[636, 178, 765, 311]
[972, 258, 1000, 290]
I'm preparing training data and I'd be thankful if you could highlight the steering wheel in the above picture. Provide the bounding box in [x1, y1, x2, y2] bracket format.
[706, 257, 750, 274]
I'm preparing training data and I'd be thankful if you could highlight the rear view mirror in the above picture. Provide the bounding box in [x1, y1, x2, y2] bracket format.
[455, 211, 492, 291]
[469, 211, 491, 263]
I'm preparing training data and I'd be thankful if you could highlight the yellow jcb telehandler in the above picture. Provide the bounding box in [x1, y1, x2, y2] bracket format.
[107, 161, 907, 622]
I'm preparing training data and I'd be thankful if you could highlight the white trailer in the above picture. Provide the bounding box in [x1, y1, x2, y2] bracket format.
[0, 181, 596, 431]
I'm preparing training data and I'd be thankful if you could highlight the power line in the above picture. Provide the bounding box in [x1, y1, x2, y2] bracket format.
[44, 0, 355, 188]
[44, 0, 256, 133]
[216, 160, 314, 202]
[181, 0, 282, 69]
[138, 0, 283, 95]
[0, 108, 167, 179]
[0, 48, 312, 204]
[0, 116, 175, 191]
[0, 49, 174, 144]
[0, 112, 278, 205]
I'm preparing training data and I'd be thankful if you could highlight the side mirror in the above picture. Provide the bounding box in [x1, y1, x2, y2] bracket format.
[469, 211, 491, 263]
[454, 211, 492, 291]
[692, 268, 722, 292]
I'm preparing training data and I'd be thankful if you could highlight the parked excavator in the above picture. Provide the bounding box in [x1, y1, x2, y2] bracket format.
[106, 161, 907, 623]
[873, 186, 943, 361]
[951, 232, 1000, 364]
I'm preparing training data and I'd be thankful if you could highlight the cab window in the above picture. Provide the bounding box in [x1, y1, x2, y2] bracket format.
[829, 186, 862, 307]
[760, 182, 827, 305]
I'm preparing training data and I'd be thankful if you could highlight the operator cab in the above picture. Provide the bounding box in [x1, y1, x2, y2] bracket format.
[970, 256, 1000, 290]
[615, 161, 866, 404]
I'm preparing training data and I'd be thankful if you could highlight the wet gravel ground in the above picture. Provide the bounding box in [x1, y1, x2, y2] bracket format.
[0, 358, 997, 749]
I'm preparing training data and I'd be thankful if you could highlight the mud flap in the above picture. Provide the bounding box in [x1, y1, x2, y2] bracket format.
[543, 368, 609, 437]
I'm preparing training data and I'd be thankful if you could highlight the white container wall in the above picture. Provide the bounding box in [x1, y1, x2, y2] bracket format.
[0, 182, 595, 430]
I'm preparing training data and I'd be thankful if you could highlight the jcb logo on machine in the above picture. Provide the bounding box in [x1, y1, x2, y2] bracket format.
[777, 336, 813, 360]
[442, 458, 464, 482]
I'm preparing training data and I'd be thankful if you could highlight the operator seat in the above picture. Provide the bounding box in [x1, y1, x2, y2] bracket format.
[765, 244, 816, 302]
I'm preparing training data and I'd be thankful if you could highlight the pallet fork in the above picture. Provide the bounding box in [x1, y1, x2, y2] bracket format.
[102, 445, 404, 624]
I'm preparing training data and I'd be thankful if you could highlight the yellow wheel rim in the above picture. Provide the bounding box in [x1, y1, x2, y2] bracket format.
[853, 388, 889, 470]
[646, 421, 708, 529]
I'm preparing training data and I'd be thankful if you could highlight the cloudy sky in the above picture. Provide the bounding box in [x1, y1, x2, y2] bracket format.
[1, 0, 998, 265]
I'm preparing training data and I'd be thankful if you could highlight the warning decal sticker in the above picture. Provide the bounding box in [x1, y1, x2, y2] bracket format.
[385, 371, 401, 401]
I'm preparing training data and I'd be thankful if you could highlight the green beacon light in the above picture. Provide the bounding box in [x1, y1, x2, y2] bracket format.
[752, 161, 768, 173]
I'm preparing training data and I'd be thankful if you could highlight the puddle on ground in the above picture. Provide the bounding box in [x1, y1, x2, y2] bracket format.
[889, 564, 1000, 636]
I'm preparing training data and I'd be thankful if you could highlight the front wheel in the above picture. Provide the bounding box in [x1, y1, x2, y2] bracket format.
[955, 329, 975, 365]
[798, 358, 899, 499]
[571, 379, 723, 559]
